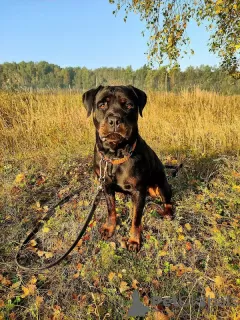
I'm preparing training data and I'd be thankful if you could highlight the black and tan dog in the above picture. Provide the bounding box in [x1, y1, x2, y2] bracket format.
[82, 85, 173, 251]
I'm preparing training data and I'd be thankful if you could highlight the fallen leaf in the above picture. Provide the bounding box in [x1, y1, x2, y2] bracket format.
[36, 296, 43, 306]
[109, 242, 116, 249]
[177, 226, 183, 233]
[42, 227, 50, 233]
[11, 281, 21, 289]
[186, 242, 192, 251]
[73, 272, 80, 279]
[28, 284, 36, 294]
[108, 272, 116, 282]
[178, 234, 185, 241]
[76, 263, 82, 271]
[37, 250, 44, 257]
[21, 286, 30, 298]
[205, 286, 215, 299]
[157, 269, 163, 277]
[119, 281, 129, 293]
[185, 223, 192, 231]
[45, 252, 53, 259]
[30, 240, 37, 247]
[1, 277, 11, 286]
[159, 250, 168, 257]
[0, 299, 4, 307]
[214, 276, 224, 288]
[132, 279, 139, 289]
[194, 240, 202, 248]
[15, 173, 25, 184]
[30, 276, 37, 284]
[154, 311, 169, 320]
[143, 295, 150, 305]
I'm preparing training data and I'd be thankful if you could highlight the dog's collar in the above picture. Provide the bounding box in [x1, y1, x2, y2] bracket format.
[97, 140, 137, 165]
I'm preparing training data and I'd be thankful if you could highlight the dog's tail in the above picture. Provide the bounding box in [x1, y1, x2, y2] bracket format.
[165, 163, 183, 177]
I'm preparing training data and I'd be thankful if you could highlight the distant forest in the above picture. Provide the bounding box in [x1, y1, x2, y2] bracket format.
[0, 61, 239, 94]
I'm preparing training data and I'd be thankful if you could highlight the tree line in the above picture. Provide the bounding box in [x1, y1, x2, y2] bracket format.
[0, 61, 239, 94]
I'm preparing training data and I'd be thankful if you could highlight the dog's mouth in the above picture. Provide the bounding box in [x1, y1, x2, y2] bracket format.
[101, 132, 125, 143]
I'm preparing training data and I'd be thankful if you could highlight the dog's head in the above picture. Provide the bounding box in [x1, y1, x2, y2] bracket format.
[82, 85, 147, 145]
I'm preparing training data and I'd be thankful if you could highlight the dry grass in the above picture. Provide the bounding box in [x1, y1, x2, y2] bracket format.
[0, 89, 240, 320]
[0, 89, 239, 167]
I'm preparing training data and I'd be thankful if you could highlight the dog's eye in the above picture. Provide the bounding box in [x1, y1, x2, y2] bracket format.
[98, 102, 108, 110]
[126, 102, 134, 109]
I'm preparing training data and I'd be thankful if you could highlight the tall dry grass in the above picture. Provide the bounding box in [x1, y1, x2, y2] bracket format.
[0, 89, 239, 167]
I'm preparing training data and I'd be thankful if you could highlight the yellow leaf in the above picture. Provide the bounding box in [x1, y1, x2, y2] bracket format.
[177, 226, 183, 233]
[108, 272, 116, 282]
[178, 234, 185, 241]
[21, 286, 30, 298]
[11, 281, 21, 289]
[157, 269, 163, 276]
[205, 286, 215, 299]
[42, 227, 50, 233]
[194, 240, 202, 248]
[30, 239, 37, 247]
[159, 250, 168, 256]
[214, 276, 224, 288]
[30, 276, 37, 284]
[45, 252, 53, 259]
[118, 273, 122, 279]
[15, 173, 25, 184]
[185, 223, 192, 231]
[132, 279, 139, 289]
[37, 250, 44, 257]
[119, 281, 129, 293]
[233, 185, 240, 192]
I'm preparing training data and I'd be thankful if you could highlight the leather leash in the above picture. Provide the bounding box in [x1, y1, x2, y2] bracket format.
[15, 163, 107, 271]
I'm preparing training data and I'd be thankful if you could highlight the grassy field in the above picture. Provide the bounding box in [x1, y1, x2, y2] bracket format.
[0, 89, 240, 320]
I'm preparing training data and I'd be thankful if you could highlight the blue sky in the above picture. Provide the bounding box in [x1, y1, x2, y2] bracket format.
[1, 0, 220, 70]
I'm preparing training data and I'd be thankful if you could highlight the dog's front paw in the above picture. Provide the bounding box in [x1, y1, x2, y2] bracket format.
[127, 238, 141, 252]
[100, 223, 116, 240]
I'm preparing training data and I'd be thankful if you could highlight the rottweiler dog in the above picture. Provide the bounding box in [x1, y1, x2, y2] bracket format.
[82, 85, 173, 251]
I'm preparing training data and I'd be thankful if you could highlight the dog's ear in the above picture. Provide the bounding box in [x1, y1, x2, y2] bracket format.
[127, 85, 147, 117]
[82, 85, 103, 117]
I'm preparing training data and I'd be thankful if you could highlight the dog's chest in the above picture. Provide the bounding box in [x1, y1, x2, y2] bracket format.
[106, 162, 138, 193]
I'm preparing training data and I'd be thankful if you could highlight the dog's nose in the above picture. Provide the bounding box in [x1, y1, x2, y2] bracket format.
[107, 116, 122, 129]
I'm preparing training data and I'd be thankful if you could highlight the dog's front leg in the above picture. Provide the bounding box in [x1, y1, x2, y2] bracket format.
[127, 188, 146, 252]
[100, 185, 117, 240]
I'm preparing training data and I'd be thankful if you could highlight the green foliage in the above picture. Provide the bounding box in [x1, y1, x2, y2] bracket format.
[110, 0, 240, 78]
[0, 61, 239, 94]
